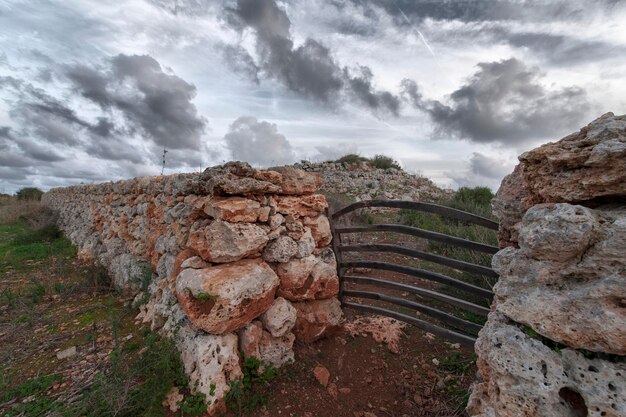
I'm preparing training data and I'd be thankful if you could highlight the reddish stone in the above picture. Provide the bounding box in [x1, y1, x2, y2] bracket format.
[293, 298, 343, 343]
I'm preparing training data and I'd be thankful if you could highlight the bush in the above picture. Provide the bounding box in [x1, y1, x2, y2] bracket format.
[15, 187, 43, 201]
[370, 154, 401, 170]
[335, 154, 368, 164]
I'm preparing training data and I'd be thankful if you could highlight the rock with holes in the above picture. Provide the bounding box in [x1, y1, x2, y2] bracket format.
[262, 235, 298, 263]
[292, 298, 343, 342]
[176, 324, 242, 415]
[275, 249, 339, 301]
[274, 194, 328, 218]
[187, 220, 269, 263]
[175, 258, 279, 334]
[467, 313, 626, 417]
[260, 297, 297, 337]
[237, 320, 295, 368]
[492, 205, 626, 355]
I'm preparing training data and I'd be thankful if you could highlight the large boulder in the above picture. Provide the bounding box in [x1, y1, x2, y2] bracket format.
[275, 249, 340, 301]
[187, 220, 269, 263]
[467, 313, 626, 417]
[260, 297, 297, 337]
[175, 259, 279, 334]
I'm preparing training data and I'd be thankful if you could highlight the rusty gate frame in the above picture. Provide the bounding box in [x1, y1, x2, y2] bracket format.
[329, 200, 499, 347]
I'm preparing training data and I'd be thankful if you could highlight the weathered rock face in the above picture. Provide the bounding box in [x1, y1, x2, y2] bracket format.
[175, 259, 279, 334]
[42, 161, 342, 415]
[469, 114, 626, 417]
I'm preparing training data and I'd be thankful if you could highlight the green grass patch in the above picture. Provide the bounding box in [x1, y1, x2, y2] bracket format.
[0, 373, 62, 417]
[226, 357, 280, 417]
[0, 222, 76, 273]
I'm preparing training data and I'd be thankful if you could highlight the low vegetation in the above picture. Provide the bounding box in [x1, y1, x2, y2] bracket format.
[334, 153, 402, 170]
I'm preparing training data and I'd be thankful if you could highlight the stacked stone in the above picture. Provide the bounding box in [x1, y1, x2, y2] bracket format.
[468, 113, 626, 417]
[293, 160, 449, 202]
[42, 162, 343, 414]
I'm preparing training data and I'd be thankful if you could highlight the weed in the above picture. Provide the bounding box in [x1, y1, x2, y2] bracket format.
[179, 393, 208, 416]
[29, 278, 46, 303]
[335, 154, 369, 164]
[370, 154, 401, 170]
[0, 373, 61, 417]
[1, 288, 16, 307]
[192, 291, 218, 302]
[225, 357, 279, 416]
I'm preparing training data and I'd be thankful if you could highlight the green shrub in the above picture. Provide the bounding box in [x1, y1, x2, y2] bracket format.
[370, 154, 401, 170]
[335, 154, 368, 164]
[15, 187, 44, 201]
[225, 357, 280, 416]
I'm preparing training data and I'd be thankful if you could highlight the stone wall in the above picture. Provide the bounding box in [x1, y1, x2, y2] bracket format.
[467, 113, 626, 417]
[293, 160, 449, 202]
[42, 162, 343, 414]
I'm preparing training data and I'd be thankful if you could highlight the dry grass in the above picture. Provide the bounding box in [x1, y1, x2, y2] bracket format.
[0, 198, 53, 227]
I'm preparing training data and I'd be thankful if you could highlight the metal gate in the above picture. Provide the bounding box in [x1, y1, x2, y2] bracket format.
[329, 200, 499, 347]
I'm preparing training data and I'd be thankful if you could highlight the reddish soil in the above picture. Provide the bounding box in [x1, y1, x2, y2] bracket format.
[243, 310, 476, 417]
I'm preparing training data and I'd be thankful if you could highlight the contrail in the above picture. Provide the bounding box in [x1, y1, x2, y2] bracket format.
[396, 4, 443, 71]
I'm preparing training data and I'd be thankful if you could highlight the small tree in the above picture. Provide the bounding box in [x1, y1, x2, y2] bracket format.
[15, 187, 44, 201]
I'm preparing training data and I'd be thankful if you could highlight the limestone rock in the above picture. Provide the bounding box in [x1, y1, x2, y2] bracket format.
[203, 197, 262, 223]
[296, 229, 315, 258]
[258, 330, 295, 368]
[303, 215, 332, 247]
[238, 320, 295, 368]
[175, 259, 279, 334]
[176, 325, 242, 414]
[187, 220, 269, 263]
[467, 313, 626, 417]
[272, 166, 322, 195]
[181, 256, 210, 269]
[492, 205, 626, 355]
[262, 235, 298, 263]
[274, 194, 328, 218]
[293, 298, 343, 342]
[276, 249, 339, 301]
[518, 204, 598, 262]
[313, 365, 330, 387]
[239, 321, 263, 359]
[260, 297, 297, 337]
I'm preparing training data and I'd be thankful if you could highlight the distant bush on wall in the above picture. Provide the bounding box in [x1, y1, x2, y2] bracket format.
[334, 153, 402, 171]
[16, 187, 44, 201]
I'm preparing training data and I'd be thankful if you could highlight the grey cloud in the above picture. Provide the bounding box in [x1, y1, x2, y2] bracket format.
[448, 152, 514, 189]
[414, 58, 591, 144]
[224, 116, 295, 166]
[65, 54, 207, 150]
[222, 44, 260, 84]
[313, 142, 359, 161]
[230, 0, 400, 114]
[352, 0, 623, 24]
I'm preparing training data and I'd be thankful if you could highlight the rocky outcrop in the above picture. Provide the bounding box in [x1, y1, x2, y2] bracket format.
[293, 160, 449, 203]
[468, 113, 626, 417]
[42, 161, 342, 415]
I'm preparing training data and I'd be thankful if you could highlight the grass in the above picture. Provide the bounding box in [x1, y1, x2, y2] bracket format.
[0, 373, 62, 417]
[0, 222, 76, 274]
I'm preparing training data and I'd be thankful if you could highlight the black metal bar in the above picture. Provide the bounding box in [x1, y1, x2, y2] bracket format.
[335, 224, 499, 254]
[331, 200, 499, 230]
[343, 261, 494, 298]
[343, 275, 490, 315]
[339, 243, 497, 278]
[343, 290, 483, 334]
[342, 302, 477, 347]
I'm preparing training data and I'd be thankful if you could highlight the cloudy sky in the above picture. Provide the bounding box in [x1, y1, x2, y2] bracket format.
[1, 0, 625, 193]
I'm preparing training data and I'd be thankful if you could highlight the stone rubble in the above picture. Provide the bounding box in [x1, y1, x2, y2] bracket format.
[468, 113, 626, 417]
[42, 161, 342, 415]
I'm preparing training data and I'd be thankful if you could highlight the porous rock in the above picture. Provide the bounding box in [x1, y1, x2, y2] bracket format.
[467, 313, 625, 417]
[260, 297, 297, 337]
[176, 259, 279, 334]
[275, 249, 339, 301]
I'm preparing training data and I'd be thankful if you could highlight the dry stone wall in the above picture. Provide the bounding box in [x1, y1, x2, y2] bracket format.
[42, 162, 343, 414]
[468, 113, 626, 417]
